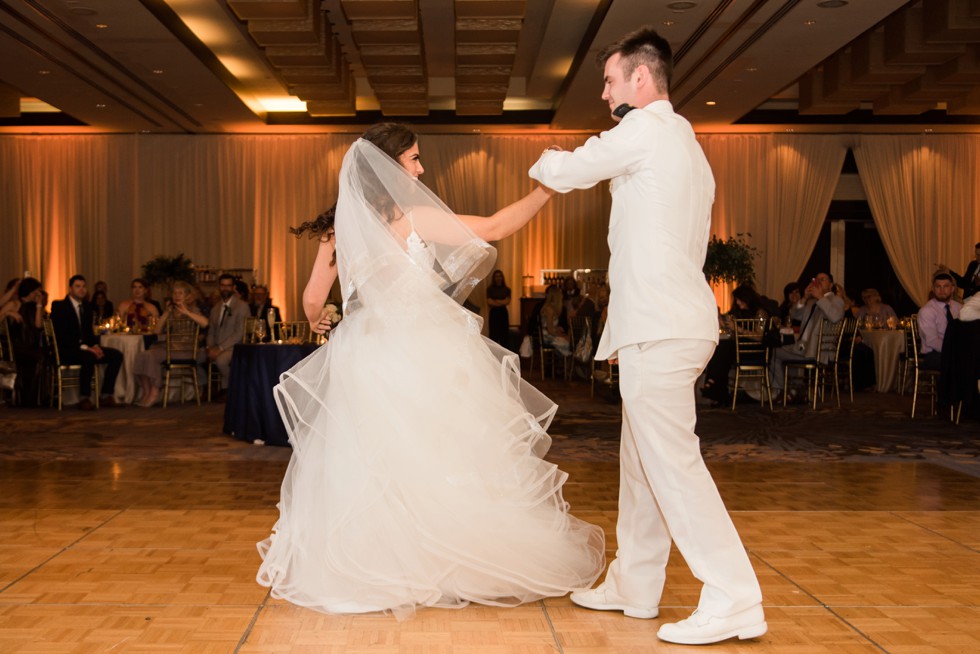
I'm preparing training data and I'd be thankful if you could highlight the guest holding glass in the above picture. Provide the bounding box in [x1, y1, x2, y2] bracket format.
[485, 270, 511, 349]
[117, 278, 160, 332]
[132, 281, 209, 407]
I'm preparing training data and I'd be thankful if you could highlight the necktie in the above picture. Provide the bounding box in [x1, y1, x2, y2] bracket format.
[75, 301, 82, 326]
[220, 304, 230, 327]
[945, 304, 952, 323]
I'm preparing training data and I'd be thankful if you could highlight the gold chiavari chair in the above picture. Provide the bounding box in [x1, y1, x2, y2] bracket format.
[162, 318, 201, 408]
[731, 317, 773, 411]
[43, 318, 99, 410]
[0, 317, 16, 405]
[242, 316, 259, 343]
[821, 316, 857, 407]
[783, 319, 844, 409]
[905, 318, 940, 418]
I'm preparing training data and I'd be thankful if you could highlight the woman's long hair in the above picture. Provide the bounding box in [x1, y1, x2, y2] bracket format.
[290, 123, 420, 265]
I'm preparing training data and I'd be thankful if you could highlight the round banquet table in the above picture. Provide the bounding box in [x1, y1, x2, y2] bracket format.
[99, 333, 145, 403]
[860, 329, 905, 393]
[223, 342, 320, 446]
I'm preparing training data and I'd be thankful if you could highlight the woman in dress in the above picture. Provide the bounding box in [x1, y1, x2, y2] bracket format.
[485, 270, 511, 348]
[257, 123, 604, 618]
[540, 285, 572, 356]
[117, 278, 160, 332]
[132, 281, 209, 407]
[855, 288, 897, 327]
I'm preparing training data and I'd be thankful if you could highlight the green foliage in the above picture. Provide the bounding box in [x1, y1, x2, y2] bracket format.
[141, 253, 196, 287]
[702, 234, 758, 286]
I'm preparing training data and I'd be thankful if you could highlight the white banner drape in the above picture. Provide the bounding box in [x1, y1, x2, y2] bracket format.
[852, 134, 980, 306]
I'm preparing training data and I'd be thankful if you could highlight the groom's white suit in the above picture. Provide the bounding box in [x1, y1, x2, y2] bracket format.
[530, 100, 763, 629]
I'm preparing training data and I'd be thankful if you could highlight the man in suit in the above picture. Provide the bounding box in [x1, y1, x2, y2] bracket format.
[770, 272, 846, 398]
[206, 274, 250, 396]
[949, 242, 980, 299]
[529, 27, 765, 645]
[50, 275, 123, 410]
[249, 284, 281, 343]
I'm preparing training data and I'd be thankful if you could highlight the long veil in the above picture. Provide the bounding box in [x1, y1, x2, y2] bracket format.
[336, 138, 496, 314]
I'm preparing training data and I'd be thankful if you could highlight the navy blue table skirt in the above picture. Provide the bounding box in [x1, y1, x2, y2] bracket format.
[223, 343, 319, 446]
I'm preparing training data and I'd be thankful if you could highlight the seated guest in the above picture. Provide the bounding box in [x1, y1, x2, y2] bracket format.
[206, 274, 251, 397]
[855, 288, 897, 326]
[234, 279, 250, 304]
[594, 283, 610, 341]
[778, 282, 804, 328]
[249, 284, 281, 343]
[918, 273, 962, 370]
[117, 278, 161, 332]
[701, 285, 770, 406]
[90, 291, 113, 324]
[92, 281, 114, 317]
[132, 281, 209, 407]
[50, 275, 124, 410]
[5, 278, 46, 406]
[563, 276, 597, 350]
[771, 272, 845, 398]
[540, 285, 572, 356]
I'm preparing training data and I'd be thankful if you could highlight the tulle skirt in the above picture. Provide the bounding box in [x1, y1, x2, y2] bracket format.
[256, 296, 604, 618]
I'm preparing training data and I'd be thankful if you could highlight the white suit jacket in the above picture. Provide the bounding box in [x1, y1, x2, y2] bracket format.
[529, 100, 719, 360]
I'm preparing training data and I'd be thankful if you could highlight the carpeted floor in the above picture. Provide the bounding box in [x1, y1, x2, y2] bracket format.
[1, 380, 976, 477]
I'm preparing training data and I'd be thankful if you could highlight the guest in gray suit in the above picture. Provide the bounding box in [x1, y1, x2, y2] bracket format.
[206, 274, 250, 393]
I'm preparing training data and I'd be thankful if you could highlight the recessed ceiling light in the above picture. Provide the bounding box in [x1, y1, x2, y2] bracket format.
[705, 101, 716, 106]
[803, 19, 817, 26]
[152, 69, 164, 74]
[95, 23, 108, 29]
[746, 67, 758, 72]
[38, 70, 50, 75]
[663, 19, 675, 27]
[816, 0, 848, 7]
[666, 1, 697, 11]
[95, 103, 106, 108]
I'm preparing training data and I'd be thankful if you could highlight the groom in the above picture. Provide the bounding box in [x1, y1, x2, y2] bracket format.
[529, 27, 765, 645]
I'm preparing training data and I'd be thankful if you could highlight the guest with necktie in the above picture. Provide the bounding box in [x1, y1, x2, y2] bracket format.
[918, 273, 962, 370]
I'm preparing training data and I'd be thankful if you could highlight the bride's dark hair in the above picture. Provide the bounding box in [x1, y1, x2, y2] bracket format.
[290, 122, 419, 258]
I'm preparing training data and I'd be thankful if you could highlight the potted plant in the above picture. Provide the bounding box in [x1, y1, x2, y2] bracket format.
[141, 253, 196, 299]
[702, 233, 758, 286]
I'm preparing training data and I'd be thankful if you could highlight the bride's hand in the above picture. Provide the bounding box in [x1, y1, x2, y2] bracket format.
[311, 307, 333, 335]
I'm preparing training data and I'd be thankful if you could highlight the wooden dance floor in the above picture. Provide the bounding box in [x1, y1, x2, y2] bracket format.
[1, 383, 978, 653]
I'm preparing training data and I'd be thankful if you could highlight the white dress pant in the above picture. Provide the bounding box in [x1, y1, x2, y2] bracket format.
[602, 339, 762, 617]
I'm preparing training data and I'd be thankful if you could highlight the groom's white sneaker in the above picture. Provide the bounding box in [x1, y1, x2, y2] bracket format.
[657, 604, 767, 644]
[569, 584, 658, 619]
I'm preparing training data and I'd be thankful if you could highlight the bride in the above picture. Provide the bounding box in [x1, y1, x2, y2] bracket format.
[256, 123, 605, 618]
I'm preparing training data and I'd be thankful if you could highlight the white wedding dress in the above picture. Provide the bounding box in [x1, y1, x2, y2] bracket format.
[256, 139, 604, 618]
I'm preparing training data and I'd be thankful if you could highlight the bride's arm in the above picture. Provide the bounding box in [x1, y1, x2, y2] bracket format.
[457, 186, 555, 242]
[303, 237, 339, 333]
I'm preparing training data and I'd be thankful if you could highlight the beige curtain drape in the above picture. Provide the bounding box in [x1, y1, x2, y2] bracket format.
[852, 134, 980, 306]
[698, 134, 847, 308]
[0, 133, 610, 323]
[4, 132, 975, 324]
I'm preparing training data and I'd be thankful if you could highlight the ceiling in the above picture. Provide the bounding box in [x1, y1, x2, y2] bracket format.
[0, 0, 978, 134]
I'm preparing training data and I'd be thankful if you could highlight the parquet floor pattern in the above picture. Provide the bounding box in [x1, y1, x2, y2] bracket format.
[1, 385, 978, 653]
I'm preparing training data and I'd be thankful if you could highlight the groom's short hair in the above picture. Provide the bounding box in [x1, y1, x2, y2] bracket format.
[596, 27, 673, 93]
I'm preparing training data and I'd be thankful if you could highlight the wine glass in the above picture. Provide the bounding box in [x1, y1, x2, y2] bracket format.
[254, 319, 267, 343]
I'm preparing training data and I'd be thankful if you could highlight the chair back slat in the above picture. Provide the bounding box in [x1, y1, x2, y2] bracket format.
[0, 316, 13, 363]
[165, 318, 200, 363]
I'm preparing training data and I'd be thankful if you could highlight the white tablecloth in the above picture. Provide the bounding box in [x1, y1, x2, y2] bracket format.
[862, 329, 905, 393]
[101, 333, 145, 403]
